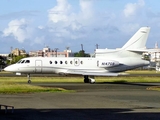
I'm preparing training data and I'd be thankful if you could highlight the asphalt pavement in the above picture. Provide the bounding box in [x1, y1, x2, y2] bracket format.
[0, 82, 160, 120]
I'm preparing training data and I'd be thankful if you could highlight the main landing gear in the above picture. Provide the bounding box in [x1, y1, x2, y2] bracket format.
[27, 74, 31, 84]
[84, 75, 95, 84]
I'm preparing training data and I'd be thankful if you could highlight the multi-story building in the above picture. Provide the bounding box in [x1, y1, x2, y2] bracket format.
[11, 48, 27, 56]
[29, 46, 74, 57]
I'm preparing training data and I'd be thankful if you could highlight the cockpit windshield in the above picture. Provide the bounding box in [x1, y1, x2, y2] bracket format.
[21, 60, 25, 63]
[17, 60, 30, 64]
[25, 60, 30, 63]
[17, 60, 22, 63]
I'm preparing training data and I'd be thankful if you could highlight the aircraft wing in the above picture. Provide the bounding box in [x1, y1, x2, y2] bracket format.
[66, 70, 118, 76]
[83, 72, 118, 76]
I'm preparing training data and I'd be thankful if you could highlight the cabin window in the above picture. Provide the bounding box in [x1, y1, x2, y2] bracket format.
[25, 60, 30, 63]
[65, 61, 67, 64]
[70, 61, 73, 64]
[50, 61, 52, 64]
[55, 61, 58, 64]
[80, 61, 83, 64]
[60, 61, 63, 64]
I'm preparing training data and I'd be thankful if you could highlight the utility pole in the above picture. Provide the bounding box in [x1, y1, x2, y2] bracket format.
[81, 44, 83, 51]
[95, 44, 99, 49]
[54, 48, 58, 57]
[81, 44, 84, 57]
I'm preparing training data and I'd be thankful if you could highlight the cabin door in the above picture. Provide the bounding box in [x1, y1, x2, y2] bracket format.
[35, 60, 42, 73]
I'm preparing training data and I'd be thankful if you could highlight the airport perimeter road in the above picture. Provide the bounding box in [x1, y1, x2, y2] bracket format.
[0, 83, 160, 120]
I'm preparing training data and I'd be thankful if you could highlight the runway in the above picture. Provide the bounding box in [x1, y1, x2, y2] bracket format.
[0, 82, 160, 120]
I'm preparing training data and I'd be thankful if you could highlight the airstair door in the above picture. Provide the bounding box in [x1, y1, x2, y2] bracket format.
[35, 60, 42, 73]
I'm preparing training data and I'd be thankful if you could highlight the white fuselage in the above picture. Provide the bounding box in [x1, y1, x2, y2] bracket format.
[5, 51, 149, 75]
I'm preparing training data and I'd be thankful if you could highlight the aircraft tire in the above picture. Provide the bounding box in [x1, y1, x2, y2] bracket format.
[84, 75, 90, 83]
[28, 80, 31, 84]
[84, 79, 89, 83]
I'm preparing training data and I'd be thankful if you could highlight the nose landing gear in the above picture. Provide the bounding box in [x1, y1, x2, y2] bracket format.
[27, 74, 31, 84]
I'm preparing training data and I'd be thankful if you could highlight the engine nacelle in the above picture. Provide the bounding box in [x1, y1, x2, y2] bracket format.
[98, 60, 119, 68]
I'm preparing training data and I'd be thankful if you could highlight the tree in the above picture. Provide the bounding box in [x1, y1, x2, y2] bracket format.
[74, 50, 90, 57]
[7, 54, 29, 65]
[0, 56, 6, 69]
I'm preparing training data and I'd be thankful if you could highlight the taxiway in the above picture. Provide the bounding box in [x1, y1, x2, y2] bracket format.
[0, 82, 160, 120]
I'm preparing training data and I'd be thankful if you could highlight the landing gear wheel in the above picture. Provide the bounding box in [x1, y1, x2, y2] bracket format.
[28, 80, 31, 84]
[27, 74, 31, 84]
[84, 79, 89, 83]
[84, 75, 89, 83]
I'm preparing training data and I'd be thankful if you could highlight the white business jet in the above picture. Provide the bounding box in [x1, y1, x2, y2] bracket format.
[4, 27, 150, 84]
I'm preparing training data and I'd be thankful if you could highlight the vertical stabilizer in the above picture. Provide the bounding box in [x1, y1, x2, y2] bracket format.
[122, 27, 150, 50]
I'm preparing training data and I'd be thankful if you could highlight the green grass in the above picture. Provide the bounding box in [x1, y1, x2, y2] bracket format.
[147, 86, 160, 91]
[126, 70, 160, 74]
[0, 77, 83, 83]
[0, 82, 71, 94]
[97, 76, 160, 83]
[1, 75, 160, 83]
[1, 70, 160, 93]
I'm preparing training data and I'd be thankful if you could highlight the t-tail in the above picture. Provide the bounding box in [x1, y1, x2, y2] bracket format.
[122, 27, 150, 50]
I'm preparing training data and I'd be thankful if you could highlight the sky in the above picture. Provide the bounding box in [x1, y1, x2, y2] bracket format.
[1, 0, 160, 53]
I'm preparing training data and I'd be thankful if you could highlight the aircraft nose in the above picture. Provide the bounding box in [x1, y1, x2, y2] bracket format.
[4, 65, 17, 72]
[4, 66, 11, 72]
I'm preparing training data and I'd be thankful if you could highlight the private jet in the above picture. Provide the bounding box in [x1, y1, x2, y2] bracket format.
[4, 27, 150, 83]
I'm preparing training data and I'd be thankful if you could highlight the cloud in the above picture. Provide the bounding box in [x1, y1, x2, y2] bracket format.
[79, 0, 94, 20]
[3, 19, 30, 42]
[65, 20, 87, 40]
[0, 11, 39, 20]
[48, 0, 71, 23]
[1, 0, 160, 53]
[47, 0, 95, 41]
[123, 0, 145, 18]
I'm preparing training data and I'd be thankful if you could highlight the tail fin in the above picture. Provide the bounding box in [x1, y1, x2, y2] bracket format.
[122, 27, 150, 50]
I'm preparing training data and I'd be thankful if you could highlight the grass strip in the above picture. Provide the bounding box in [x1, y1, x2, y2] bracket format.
[147, 86, 160, 91]
[97, 76, 160, 83]
[126, 70, 160, 74]
[0, 82, 70, 94]
[1, 76, 160, 83]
